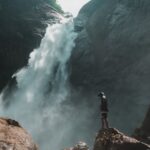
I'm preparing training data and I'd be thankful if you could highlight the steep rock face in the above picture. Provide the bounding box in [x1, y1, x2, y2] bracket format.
[72, 0, 150, 92]
[94, 128, 150, 150]
[0, 117, 37, 150]
[0, 0, 61, 91]
[134, 106, 150, 144]
[70, 0, 150, 132]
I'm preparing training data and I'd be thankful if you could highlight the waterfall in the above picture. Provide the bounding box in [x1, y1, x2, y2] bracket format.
[0, 18, 78, 150]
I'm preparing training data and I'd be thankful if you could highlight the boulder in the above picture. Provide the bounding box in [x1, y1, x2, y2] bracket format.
[64, 141, 89, 150]
[0, 117, 38, 150]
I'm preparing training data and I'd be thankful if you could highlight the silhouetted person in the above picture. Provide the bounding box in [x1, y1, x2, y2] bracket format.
[98, 92, 109, 129]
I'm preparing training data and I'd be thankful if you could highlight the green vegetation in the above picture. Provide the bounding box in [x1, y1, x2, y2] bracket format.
[46, 0, 63, 13]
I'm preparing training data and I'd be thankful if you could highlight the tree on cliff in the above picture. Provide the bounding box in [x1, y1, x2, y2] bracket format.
[46, 0, 63, 12]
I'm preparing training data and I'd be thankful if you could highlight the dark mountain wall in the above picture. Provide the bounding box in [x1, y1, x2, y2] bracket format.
[70, 0, 150, 133]
[0, 0, 61, 91]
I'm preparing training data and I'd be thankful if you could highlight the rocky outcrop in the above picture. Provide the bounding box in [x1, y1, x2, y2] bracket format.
[70, 0, 150, 132]
[64, 142, 89, 150]
[0, 117, 37, 150]
[94, 128, 150, 150]
[0, 0, 62, 91]
[134, 106, 150, 144]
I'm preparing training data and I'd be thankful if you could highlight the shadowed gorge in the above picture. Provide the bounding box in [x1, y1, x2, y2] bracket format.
[0, 0, 61, 91]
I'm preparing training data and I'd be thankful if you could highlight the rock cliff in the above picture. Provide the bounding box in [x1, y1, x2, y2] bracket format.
[0, 117, 37, 150]
[70, 0, 150, 132]
[134, 106, 150, 144]
[65, 128, 150, 150]
[64, 141, 89, 150]
[0, 0, 62, 91]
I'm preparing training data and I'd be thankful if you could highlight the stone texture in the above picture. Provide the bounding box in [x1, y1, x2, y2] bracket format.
[64, 141, 89, 150]
[94, 128, 150, 150]
[0, 117, 38, 150]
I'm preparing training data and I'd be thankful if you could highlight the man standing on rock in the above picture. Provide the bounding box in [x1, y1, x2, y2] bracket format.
[98, 92, 109, 129]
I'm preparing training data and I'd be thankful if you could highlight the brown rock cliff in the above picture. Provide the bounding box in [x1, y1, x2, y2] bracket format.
[0, 117, 38, 150]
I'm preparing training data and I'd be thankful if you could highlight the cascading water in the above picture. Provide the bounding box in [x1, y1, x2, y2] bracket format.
[0, 18, 79, 150]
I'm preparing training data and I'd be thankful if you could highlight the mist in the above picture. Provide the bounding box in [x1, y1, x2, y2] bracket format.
[0, 18, 78, 150]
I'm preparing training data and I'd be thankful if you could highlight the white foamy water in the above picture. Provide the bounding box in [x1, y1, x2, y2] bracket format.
[0, 18, 78, 150]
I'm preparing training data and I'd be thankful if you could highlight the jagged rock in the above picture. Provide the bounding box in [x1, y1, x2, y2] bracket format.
[64, 141, 89, 150]
[0, 117, 38, 150]
[94, 128, 150, 150]
[133, 106, 150, 144]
